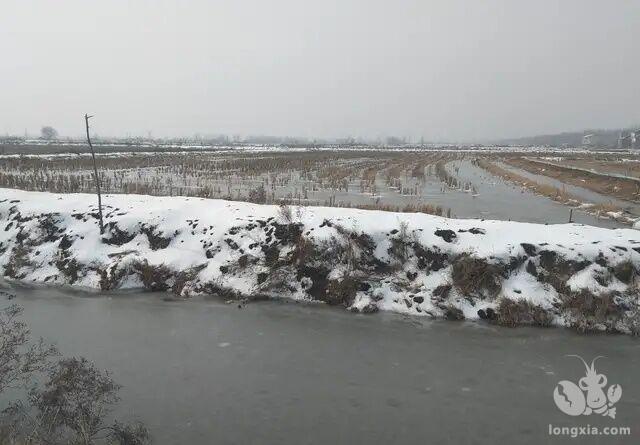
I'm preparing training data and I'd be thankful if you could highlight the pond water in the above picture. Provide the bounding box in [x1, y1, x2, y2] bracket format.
[2, 284, 639, 444]
[441, 160, 623, 228]
[495, 161, 640, 215]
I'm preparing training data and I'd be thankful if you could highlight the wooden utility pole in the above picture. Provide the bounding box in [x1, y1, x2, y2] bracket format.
[84, 114, 104, 234]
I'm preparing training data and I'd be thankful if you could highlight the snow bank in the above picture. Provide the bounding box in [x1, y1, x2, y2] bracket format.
[1, 188, 639, 334]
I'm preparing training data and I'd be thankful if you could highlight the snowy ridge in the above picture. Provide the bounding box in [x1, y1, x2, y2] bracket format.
[1, 188, 639, 333]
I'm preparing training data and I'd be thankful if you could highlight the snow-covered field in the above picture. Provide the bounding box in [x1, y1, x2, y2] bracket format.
[1, 188, 639, 333]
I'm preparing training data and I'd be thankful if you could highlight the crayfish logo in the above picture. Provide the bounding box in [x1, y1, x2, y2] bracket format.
[553, 355, 622, 419]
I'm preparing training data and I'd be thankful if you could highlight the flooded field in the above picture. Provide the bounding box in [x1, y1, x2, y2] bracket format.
[2, 147, 638, 228]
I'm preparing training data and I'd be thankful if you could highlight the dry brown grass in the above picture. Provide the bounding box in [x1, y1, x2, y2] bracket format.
[451, 254, 502, 298]
[495, 299, 553, 327]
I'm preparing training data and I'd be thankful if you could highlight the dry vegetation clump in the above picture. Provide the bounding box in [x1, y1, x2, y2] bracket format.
[331, 201, 445, 216]
[613, 259, 637, 285]
[451, 254, 502, 298]
[494, 299, 553, 327]
[444, 305, 465, 321]
[98, 264, 130, 291]
[198, 281, 244, 300]
[3, 244, 32, 279]
[588, 202, 623, 216]
[434, 161, 459, 188]
[171, 264, 207, 296]
[131, 260, 173, 292]
[623, 307, 640, 336]
[536, 250, 591, 294]
[54, 252, 82, 284]
[561, 290, 626, 333]
[325, 273, 359, 306]
[387, 221, 412, 263]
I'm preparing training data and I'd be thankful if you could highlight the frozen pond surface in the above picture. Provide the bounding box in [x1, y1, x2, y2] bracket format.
[2, 284, 639, 444]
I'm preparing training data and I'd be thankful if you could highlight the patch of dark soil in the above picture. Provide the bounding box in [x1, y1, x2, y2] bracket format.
[58, 235, 74, 250]
[272, 222, 303, 245]
[139, 224, 172, 250]
[102, 222, 136, 246]
[262, 244, 280, 267]
[520, 243, 537, 256]
[477, 307, 496, 320]
[296, 265, 330, 300]
[413, 243, 448, 271]
[444, 306, 464, 320]
[432, 284, 452, 299]
[458, 228, 485, 235]
[526, 260, 538, 277]
[434, 229, 457, 243]
[225, 238, 239, 250]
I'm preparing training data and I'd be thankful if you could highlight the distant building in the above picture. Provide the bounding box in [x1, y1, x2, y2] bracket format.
[582, 133, 597, 146]
[617, 130, 640, 149]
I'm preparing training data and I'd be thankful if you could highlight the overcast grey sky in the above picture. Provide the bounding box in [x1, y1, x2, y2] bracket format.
[1, 0, 638, 141]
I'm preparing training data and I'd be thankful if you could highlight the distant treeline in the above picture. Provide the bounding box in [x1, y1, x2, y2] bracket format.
[497, 127, 639, 148]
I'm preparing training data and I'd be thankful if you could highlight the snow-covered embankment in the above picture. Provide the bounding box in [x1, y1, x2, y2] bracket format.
[1, 188, 639, 334]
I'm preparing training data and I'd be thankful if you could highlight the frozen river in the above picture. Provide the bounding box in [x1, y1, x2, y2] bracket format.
[2, 284, 639, 444]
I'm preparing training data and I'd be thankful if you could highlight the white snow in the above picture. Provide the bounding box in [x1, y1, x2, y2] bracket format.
[1, 188, 639, 331]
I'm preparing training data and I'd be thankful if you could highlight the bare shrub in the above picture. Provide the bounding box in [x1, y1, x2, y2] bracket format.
[1, 306, 149, 444]
[5, 358, 150, 445]
[0, 305, 58, 394]
[277, 203, 293, 224]
[388, 221, 411, 263]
